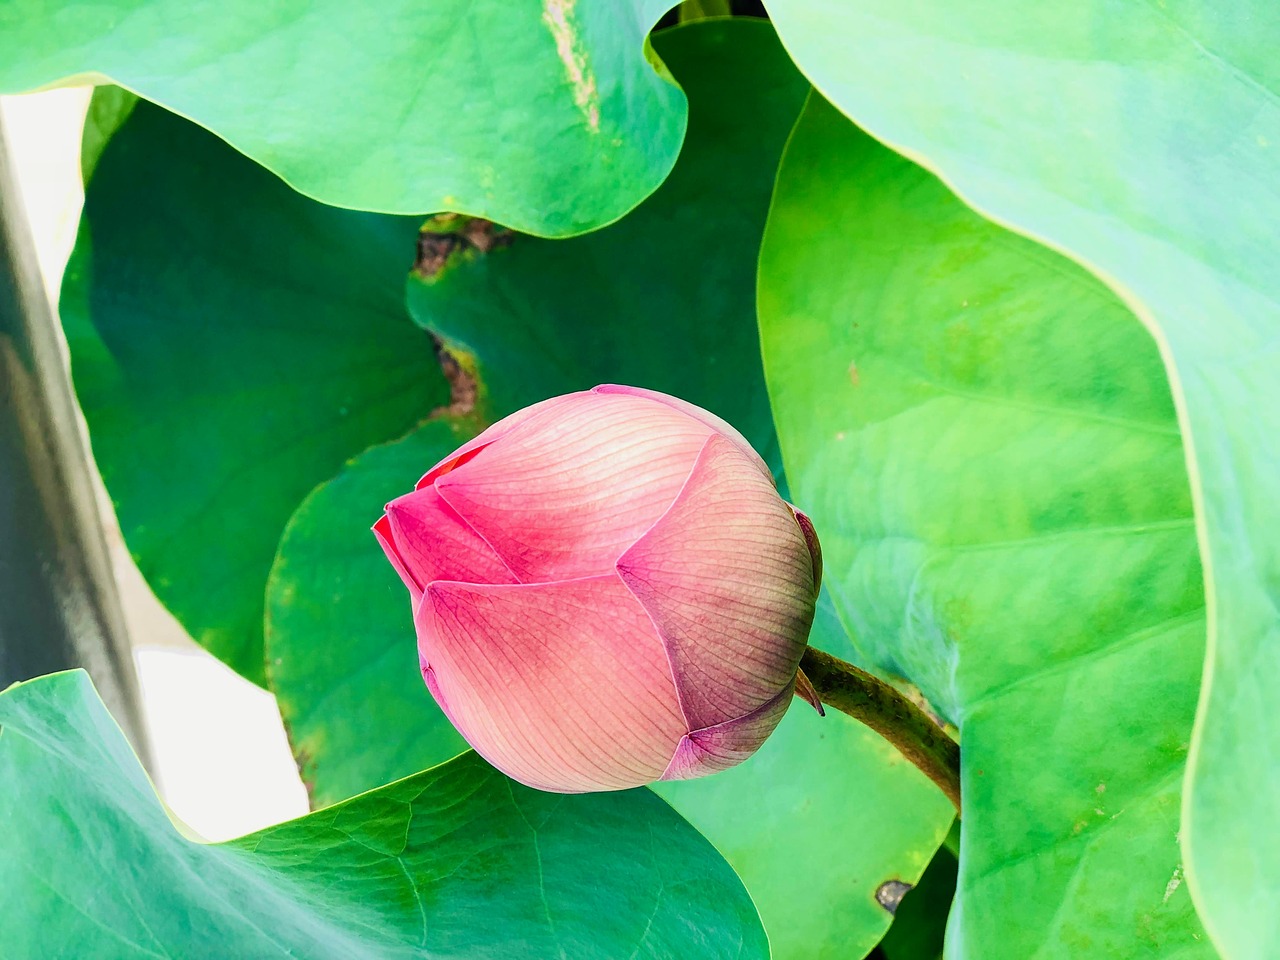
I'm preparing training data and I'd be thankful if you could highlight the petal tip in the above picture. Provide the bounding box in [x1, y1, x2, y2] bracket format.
[374, 512, 424, 599]
[794, 666, 825, 716]
[789, 505, 823, 597]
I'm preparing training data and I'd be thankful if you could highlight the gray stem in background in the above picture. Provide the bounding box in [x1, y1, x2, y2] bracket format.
[0, 112, 151, 764]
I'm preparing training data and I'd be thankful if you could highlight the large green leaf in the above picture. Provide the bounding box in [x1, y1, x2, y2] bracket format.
[0, 0, 683, 235]
[759, 95, 1211, 958]
[266, 21, 953, 956]
[62, 99, 445, 684]
[764, 3, 1280, 952]
[0, 670, 768, 959]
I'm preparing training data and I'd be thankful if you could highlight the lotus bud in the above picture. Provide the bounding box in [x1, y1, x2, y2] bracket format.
[374, 385, 821, 792]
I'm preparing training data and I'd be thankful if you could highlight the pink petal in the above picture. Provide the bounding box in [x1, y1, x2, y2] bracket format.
[616, 434, 816, 731]
[373, 514, 423, 603]
[384, 485, 517, 588]
[592, 384, 772, 483]
[416, 574, 687, 792]
[414, 393, 589, 490]
[434, 393, 714, 582]
[794, 667, 826, 716]
[660, 681, 795, 781]
[789, 505, 824, 597]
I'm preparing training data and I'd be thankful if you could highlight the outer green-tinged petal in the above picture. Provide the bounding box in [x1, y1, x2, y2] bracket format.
[762, 3, 1280, 950]
[789, 506, 823, 594]
[0, 670, 769, 959]
[418, 576, 685, 792]
[0, 0, 684, 235]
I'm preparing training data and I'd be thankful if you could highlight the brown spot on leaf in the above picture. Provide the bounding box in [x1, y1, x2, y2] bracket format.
[415, 233, 460, 279]
[875, 879, 913, 914]
[429, 336, 479, 419]
[414, 213, 513, 280]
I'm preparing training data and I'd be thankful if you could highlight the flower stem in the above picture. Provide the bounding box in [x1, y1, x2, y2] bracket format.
[799, 646, 961, 814]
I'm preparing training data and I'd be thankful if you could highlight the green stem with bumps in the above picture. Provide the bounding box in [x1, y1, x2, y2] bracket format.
[800, 646, 962, 813]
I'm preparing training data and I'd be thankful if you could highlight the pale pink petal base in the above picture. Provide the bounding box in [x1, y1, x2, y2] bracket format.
[434, 393, 714, 582]
[417, 574, 687, 792]
[660, 680, 795, 781]
[617, 434, 817, 730]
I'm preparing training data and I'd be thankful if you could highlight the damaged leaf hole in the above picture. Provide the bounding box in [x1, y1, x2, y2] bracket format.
[413, 213, 508, 419]
[414, 213, 514, 280]
[875, 879, 913, 915]
[429, 334, 478, 419]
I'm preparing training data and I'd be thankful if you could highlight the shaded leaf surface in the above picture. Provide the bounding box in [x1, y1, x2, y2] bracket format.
[0, 670, 768, 959]
[759, 95, 1211, 958]
[61, 99, 445, 683]
[764, 3, 1280, 951]
[0, 0, 682, 235]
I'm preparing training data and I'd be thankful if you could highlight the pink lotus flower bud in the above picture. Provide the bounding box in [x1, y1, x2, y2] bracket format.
[374, 385, 822, 793]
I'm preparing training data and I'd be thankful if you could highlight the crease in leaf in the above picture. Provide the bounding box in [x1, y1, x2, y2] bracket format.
[541, 0, 602, 133]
